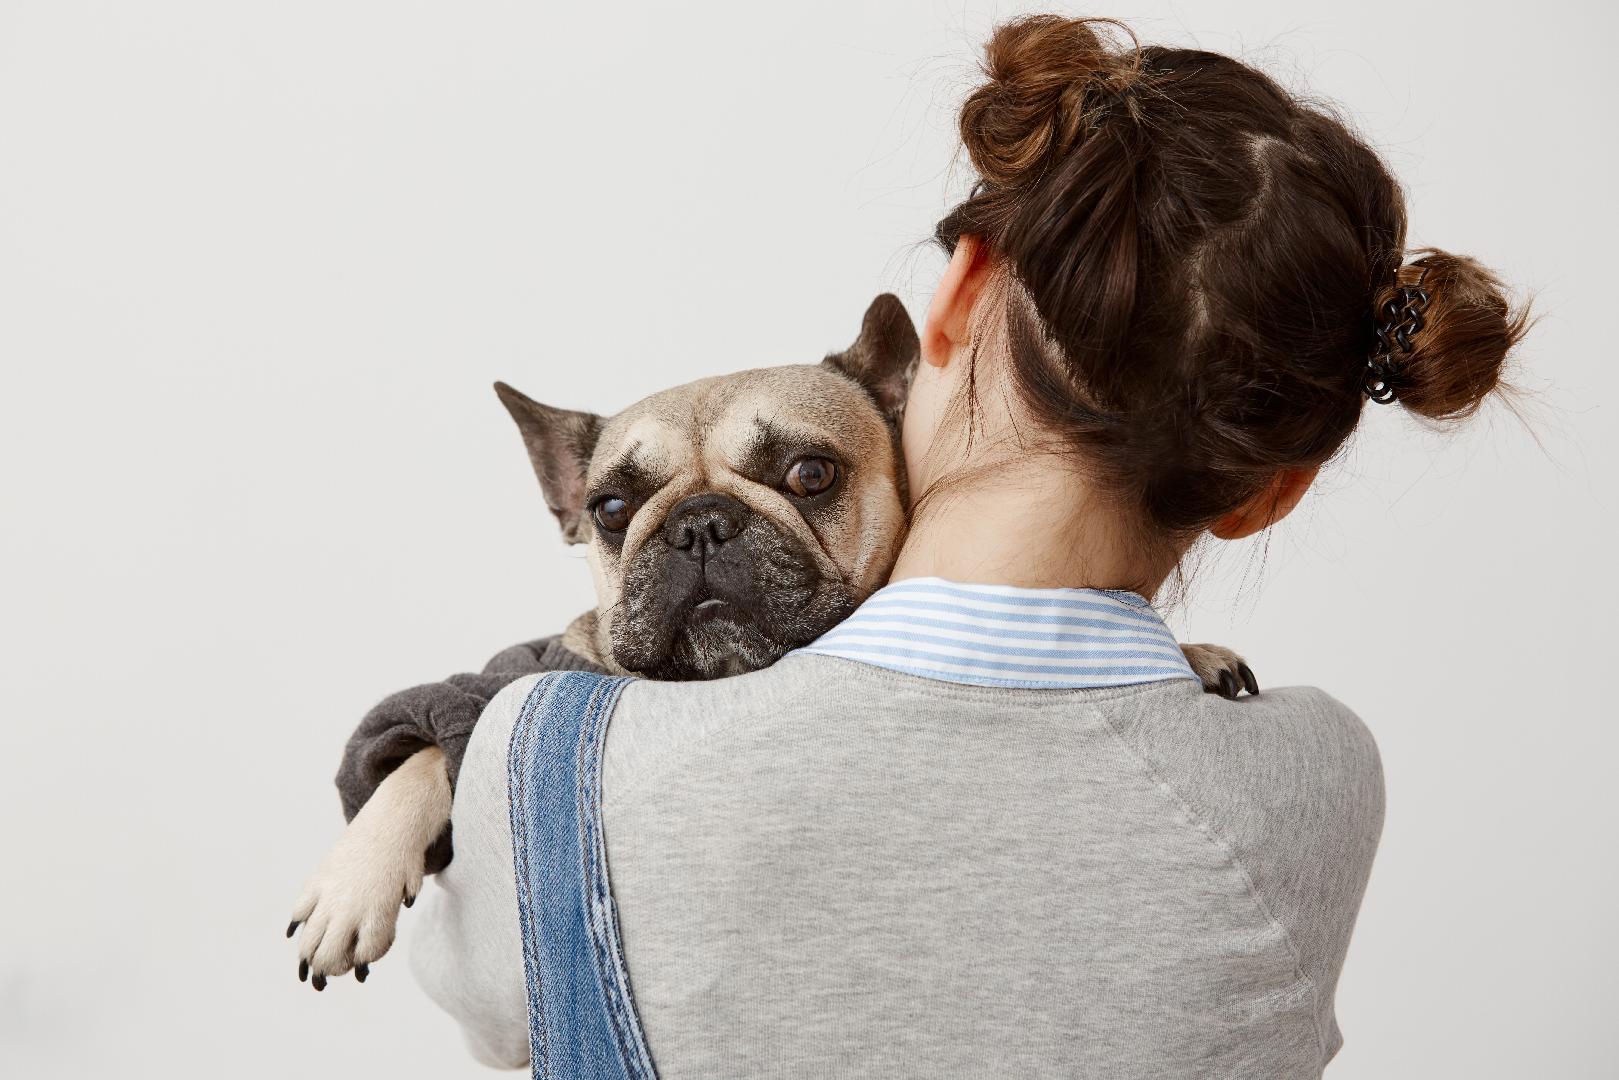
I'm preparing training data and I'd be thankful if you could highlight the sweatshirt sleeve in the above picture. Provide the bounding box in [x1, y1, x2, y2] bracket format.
[1106, 685, 1385, 1065]
[333, 673, 521, 821]
[405, 674, 536, 1070]
[331, 635, 606, 872]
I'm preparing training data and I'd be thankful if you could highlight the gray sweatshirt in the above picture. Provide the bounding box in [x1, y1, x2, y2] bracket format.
[407, 652, 1383, 1079]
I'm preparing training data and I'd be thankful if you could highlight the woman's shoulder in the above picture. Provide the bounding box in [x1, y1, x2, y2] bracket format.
[1104, 681, 1384, 1024]
[1242, 685, 1383, 815]
[601, 661, 814, 805]
[604, 660, 1382, 824]
[1110, 680, 1385, 958]
[1204, 683, 1381, 781]
[1235, 683, 1376, 747]
[1106, 681, 1384, 838]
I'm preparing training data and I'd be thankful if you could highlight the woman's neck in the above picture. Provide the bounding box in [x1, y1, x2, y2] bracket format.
[888, 458, 1177, 597]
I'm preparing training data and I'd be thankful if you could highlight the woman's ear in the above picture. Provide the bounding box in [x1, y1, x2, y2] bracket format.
[1210, 466, 1320, 540]
[922, 235, 992, 369]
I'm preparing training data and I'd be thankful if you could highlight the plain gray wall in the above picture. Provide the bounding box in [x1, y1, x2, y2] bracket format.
[2, 0, 1614, 1076]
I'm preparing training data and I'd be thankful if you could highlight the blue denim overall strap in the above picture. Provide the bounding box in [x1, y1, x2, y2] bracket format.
[507, 671, 657, 1080]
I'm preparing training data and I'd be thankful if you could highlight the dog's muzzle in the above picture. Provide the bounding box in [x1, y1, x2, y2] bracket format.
[611, 491, 843, 679]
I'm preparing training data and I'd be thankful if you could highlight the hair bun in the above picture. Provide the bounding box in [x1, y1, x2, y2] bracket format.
[1379, 249, 1529, 420]
[958, 15, 1139, 191]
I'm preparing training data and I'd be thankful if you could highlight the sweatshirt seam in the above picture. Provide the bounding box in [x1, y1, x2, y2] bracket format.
[1092, 704, 1330, 1069]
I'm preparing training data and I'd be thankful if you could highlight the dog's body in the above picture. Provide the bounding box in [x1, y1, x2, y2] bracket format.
[289, 295, 1254, 987]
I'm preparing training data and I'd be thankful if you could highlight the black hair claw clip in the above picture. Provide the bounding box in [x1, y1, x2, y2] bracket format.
[1364, 267, 1432, 404]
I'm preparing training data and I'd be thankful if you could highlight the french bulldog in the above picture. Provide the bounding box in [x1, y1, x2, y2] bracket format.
[507, 306, 918, 683]
[287, 294, 1255, 989]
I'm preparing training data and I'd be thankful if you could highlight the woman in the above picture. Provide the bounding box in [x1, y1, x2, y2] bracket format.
[409, 15, 1525, 1078]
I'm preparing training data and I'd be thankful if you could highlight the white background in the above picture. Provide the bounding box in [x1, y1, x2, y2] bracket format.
[2, 1, 1614, 1076]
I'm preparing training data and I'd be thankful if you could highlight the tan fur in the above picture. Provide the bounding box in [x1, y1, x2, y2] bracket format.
[561, 609, 608, 668]
[291, 747, 450, 981]
[290, 322, 1252, 983]
[291, 364, 908, 982]
[296, 646, 1251, 985]
[582, 365, 907, 653]
[1181, 642, 1252, 694]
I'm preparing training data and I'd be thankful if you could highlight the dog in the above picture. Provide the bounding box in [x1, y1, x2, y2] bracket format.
[287, 294, 1255, 988]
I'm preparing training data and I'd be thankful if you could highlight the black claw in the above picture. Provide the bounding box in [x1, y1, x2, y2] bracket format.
[403, 893, 415, 908]
[286, 920, 299, 939]
[1218, 669, 1239, 700]
[298, 959, 309, 983]
[355, 963, 369, 983]
[312, 973, 327, 992]
[1238, 662, 1259, 696]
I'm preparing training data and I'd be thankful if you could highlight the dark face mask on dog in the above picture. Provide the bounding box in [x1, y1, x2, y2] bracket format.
[495, 293, 918, 680]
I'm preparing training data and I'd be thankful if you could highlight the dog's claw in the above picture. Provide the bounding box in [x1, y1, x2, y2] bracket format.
[1218, 669, 1239, 700]
[312, 973, 327, 992]
[286, 920, 299, 939]
[403, 893, 415, 909]
[355, 963, 369, 983]
[298, 959, 308, 983]
[1238, 662, 1259, 696]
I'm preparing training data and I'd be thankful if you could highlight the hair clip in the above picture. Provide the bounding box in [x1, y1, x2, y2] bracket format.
[1364, 266, 1432, 404]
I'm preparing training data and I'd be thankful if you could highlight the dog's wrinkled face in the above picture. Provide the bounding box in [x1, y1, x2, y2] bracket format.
[496, 294, 918, 679]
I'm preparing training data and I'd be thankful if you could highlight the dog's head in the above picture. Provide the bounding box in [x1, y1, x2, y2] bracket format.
[496, 294, 917, 679]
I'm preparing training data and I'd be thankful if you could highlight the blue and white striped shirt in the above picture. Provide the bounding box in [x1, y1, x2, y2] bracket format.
[799, 576, 1198, 690]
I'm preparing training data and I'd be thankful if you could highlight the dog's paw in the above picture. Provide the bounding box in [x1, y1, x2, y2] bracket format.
[286, 821, 422, 990]
[286, 747, 450, 990]
[1181, 643, 1259, 700]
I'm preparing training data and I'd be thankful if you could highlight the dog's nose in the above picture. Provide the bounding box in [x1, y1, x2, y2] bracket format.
[662, 493, 747, 557]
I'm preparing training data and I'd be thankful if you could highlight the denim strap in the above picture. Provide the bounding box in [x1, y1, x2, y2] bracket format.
[508, 672, 657, 1080]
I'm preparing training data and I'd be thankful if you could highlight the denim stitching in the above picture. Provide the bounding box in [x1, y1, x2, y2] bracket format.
[511, 671, 656, 1080]
[508, 673, 559, 1078]
[578, 678, 656, 1079]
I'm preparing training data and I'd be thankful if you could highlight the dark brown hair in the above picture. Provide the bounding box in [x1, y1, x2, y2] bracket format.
[937, 15, 1529, 537]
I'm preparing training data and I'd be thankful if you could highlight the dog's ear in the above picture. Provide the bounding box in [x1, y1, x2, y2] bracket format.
[494, 382, 604, 543]
[822, 293, 919, 423]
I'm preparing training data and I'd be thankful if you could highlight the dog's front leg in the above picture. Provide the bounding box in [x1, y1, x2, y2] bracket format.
[288, 746, 451, 989]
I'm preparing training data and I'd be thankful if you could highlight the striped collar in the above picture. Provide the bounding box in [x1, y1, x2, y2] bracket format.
[799, 576, 1198, 690]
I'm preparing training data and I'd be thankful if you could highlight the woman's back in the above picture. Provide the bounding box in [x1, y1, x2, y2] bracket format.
[405, 13, 1532, 1071]
[414, 652, 1382, 1079]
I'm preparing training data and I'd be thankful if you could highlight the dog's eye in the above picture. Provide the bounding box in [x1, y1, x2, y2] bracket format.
[592, 496, 634, 532]
[784, 457, 837, 498]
